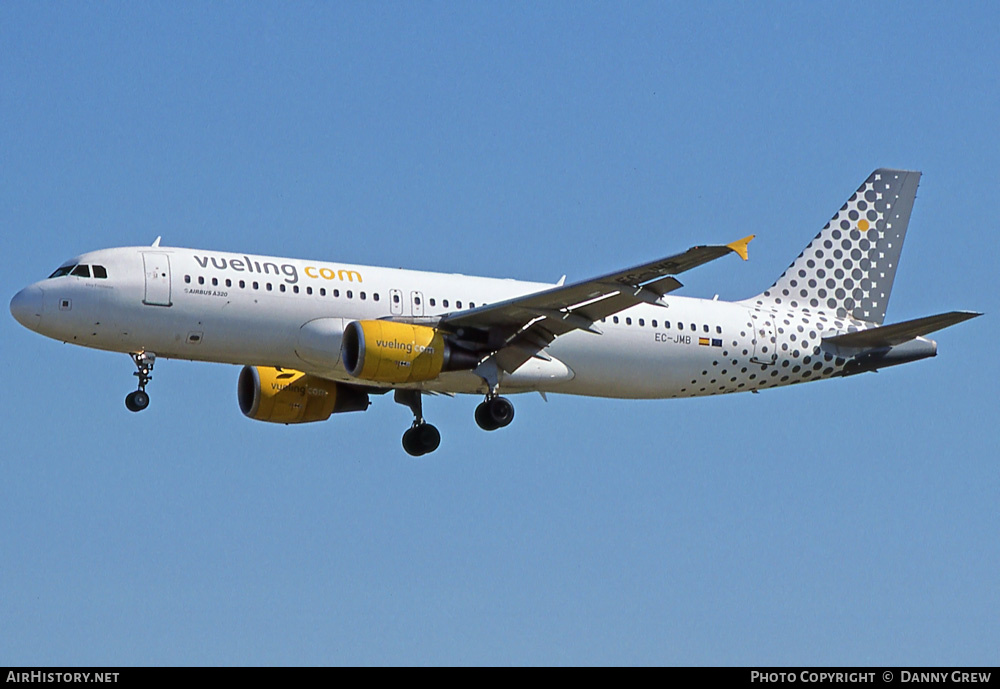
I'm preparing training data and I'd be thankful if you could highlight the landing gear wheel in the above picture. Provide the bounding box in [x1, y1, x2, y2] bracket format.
[126, 352, 155, 413]
[125, 390, 149, 412]
[394, 390, 442, 457]
[475, 396, 514, 431]
[402, 423, 441, 457]
[475, 402, 498, 430]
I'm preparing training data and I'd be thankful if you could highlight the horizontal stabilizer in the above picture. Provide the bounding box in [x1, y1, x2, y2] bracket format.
[823, 311, 981, 350]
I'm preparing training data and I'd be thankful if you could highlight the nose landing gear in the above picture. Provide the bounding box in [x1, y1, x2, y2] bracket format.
[125, 352, 155, 412]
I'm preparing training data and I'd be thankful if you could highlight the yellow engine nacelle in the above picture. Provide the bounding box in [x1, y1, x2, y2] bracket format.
[238, 366, 369, 424]
[341, 320, 450, 384]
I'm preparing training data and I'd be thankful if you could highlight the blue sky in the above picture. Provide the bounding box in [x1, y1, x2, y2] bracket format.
[2, 2, 997, 665]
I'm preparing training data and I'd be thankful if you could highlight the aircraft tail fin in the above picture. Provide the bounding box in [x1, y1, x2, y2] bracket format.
[751, 169, 921, 324]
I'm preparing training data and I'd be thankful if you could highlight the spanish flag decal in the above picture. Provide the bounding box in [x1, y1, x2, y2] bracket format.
[698, 337, 710, 346]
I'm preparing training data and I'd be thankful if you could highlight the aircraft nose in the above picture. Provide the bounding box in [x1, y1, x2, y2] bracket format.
[10, 285, 44, 330]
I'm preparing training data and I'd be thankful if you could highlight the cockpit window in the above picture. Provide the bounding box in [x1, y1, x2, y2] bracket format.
[47, 263, 107, 279]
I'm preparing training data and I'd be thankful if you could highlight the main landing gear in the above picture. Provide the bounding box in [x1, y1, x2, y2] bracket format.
[125, 351, 155, 412]
[392, 384, 516, 457]
[395, 390, 441, 457]
[472, 360, 515, 432]
[474, 395, 515, 431]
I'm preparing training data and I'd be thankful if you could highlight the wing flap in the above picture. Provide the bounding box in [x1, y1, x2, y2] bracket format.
[444, 237, 752, 333]
[439, 236, 754, 374]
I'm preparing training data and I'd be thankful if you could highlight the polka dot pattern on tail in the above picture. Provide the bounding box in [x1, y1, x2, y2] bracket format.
[751, 169, 921, 325]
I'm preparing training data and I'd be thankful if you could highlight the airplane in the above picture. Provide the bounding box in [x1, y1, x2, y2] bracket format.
[9, 168, 981, 456]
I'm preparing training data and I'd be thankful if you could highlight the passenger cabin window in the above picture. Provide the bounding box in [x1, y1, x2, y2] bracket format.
[70, 265, 90, 278]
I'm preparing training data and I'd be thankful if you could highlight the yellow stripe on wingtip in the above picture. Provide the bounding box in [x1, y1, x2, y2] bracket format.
[726, 234, 755, 261]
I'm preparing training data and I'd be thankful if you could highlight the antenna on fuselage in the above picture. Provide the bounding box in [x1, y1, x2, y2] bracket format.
[151, 236, 162, 247]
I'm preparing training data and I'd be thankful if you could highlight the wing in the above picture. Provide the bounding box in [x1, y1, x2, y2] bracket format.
[440, 235, 754, 374]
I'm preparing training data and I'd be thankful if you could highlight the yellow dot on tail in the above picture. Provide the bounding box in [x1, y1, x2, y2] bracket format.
[858, 219, 869, 231]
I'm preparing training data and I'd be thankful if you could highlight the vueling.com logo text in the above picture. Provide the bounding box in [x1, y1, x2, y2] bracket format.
[375, 339, 436, 356]
[192, 253, 363, 285]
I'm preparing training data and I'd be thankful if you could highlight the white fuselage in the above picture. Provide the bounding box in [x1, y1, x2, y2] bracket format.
[13, 245, 866, 399]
